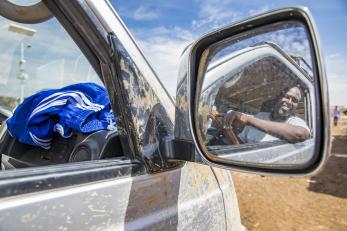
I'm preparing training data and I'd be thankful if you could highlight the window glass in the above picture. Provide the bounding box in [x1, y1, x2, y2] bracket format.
[0, 16, 102, 111]
[0, 12, 122, 170]
[197, 22, 315, 165]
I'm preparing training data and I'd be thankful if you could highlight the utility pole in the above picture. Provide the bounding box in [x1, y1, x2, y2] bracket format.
[18, 42, 31, 103]
[8, 24, 36, 103]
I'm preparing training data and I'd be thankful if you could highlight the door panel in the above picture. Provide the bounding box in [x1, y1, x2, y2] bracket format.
[0, 176, 133, 230]
[212, 167, 243, 231]
[0, 162, 228, 231]
[176, 163, 226, 231]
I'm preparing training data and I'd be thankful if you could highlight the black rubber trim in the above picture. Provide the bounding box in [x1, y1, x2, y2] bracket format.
[173, 139, 194, 161]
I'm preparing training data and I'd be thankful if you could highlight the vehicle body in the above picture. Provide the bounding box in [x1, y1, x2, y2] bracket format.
[0, 1, 329, 230]
[0, 1, 242, 230]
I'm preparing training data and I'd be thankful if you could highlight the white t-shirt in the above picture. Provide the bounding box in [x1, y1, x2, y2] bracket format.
[239, 112, 310, 143]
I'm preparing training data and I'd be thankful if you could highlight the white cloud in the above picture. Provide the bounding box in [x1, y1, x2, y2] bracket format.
[248, 5, 270, 16]
[134, 26, 195, 42]
[191, 2, 269, 32]
[327, 80, 347, 107]
[133, 6, 160, 21]
[129, 2, 239, 97]
[326, 54, 347, 106]
[269, 26, 311, 64]
[132, 26, 194, 97]
[131, 3, 307, 98]
[129, 1, 345, 108]
[327, 52, 341, 59]
[192, 0, 241, 32]
[131, 1, 256, 97]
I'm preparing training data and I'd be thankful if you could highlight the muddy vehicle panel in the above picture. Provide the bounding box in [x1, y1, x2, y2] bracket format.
[0, 1, 329, 230]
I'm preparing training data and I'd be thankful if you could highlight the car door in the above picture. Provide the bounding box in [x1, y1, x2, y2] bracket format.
[0, 1, 240, 230]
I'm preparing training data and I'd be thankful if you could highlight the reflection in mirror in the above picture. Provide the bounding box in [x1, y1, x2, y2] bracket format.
[197, 21, 316, 166]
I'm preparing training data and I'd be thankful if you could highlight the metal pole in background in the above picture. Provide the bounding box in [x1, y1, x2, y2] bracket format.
[8, 24, 36, 103]
[18, 42, 30, 103]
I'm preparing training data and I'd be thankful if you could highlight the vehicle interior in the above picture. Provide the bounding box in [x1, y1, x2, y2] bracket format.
[215, 56, 309, 121]
[205, 54, 313, 149]
[0, 125, 124, 169]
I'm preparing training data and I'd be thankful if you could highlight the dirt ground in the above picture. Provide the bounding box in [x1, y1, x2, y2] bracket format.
[232, 117, 347, 231]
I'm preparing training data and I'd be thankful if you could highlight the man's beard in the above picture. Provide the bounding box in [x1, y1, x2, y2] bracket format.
[272, 104, 294, 121]
[277, 107, 293, 119]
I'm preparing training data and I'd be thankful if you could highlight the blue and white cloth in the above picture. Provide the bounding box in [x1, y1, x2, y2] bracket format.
[7, 83, 116, 149]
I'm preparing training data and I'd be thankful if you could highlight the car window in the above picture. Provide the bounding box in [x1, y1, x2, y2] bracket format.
[203, 49, 312, 148]
[0, 13, 123, 170]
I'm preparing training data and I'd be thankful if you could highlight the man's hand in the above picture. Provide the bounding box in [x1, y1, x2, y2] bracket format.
[223, 110, 249, 129]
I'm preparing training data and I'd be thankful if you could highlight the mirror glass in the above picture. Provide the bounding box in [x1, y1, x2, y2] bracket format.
[197, 21, 316, 166]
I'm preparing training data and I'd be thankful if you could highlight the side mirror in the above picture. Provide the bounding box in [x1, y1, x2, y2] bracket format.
[174, 7, 330, 175]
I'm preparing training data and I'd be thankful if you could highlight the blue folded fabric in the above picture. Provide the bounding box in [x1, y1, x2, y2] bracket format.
[7, 83, 116, 149]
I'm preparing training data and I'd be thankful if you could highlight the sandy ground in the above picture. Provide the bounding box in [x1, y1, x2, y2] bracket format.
[232, 117, 347, 231]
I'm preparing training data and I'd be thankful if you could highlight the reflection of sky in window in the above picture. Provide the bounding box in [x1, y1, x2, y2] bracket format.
[0, 15, 102, 102]
[210, 23, 312, 71]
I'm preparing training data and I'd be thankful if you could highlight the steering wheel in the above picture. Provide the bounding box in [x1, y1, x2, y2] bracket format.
[209, 111, 240, 145]
[0, 1, 52, 24]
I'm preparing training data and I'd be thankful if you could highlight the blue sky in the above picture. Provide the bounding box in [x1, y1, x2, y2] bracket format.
[110, 0, 347, 106]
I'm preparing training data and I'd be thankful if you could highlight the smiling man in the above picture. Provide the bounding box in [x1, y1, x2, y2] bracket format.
[224, 86, 311, 143]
